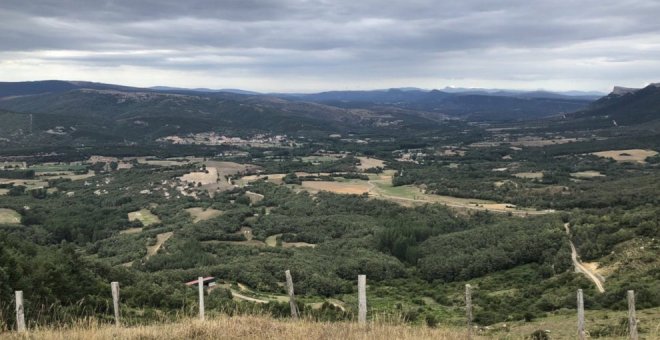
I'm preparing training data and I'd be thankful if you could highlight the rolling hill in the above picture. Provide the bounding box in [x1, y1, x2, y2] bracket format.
[572, 83, 660, 126]
[0, 82, 446, 147]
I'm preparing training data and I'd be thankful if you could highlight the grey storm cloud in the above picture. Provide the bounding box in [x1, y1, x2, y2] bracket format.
[1, 0, 660, 91]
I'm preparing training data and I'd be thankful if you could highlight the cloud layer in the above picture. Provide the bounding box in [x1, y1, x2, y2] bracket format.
[1, 0, 659, 92]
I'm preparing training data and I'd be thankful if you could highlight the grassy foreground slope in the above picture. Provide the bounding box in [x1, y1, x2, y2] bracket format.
[3, 308, 660, 340]
[0, 315, 467, 340]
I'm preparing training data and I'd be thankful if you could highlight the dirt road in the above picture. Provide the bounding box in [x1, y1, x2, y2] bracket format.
[564, 223, 605, 293]
[146, 232, 173, 258]
[231, 291, 269, 304]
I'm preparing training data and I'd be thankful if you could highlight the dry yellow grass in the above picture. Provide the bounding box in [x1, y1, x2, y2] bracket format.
[570, 171, 605, 178]
[180, 167, 218, 185]
[146, 232, 173, 258]
[238, 174, 286, 186]
[186, 207, 223, 223]
[592, 149, 658, 163]
[0, 208, 21, 224]
[245, 191, 265, 203]
[301, 181, 370, 195]
[128, 209, 161, 226]
[513, 172, 544, 179]
[356, 157, 385, 171]
[0, 315, 471, 340]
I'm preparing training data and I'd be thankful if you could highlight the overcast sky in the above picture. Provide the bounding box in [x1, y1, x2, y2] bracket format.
[1, 0, 659, 92]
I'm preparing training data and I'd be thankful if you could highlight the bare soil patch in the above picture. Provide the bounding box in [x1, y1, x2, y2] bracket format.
[146, 232, 173, 258]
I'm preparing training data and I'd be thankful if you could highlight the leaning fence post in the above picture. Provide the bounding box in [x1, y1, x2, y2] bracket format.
[15, 291, 26, 332]
[198, 277, 205, 321]
[111, 281, 120, 326]
[358, 275, 367, 324]
[465, 284, 473, 340]
[627, 290, 638, 340]
[577, 289, 585, 340]
[285, 270, 299, 319]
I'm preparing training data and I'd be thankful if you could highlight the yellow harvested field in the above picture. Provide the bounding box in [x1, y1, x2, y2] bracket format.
[0, 189, 8, 195]
[301, 181, 371, 195]
[514, 172, 544, 179]
[128, 209, 161, 226]
[119, 227, 143, 235]
[570, 171, 605, 178]
[292, 173, 549, 216]
[0, 208, 21, 224]
[180, 167, 218, 185]
[592, 149, 658, 163]
[295, 172, 332, 177]
[357, 157, 385, 170]
[186, 207, 223, 223]
[0, 178, 49, 190]
[238, 174, 285, 186]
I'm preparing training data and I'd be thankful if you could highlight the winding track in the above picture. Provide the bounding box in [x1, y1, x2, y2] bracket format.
[564, 223, 605, 293]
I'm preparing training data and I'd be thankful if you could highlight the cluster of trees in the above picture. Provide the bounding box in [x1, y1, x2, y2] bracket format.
[0, 169, 34, 179]
[1, 132, 659, 330]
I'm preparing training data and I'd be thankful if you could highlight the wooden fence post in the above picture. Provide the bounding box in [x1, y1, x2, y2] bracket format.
[465, 284, 472, 340]
[111, 282, 120, 326]
[577, 289, 585, 340]
[358, 275, 367, 324]
[198, 277, 205, 321]
[15, 291, 25, 332]
[627, 290, 638, 340]
[285, 270, 299, 319]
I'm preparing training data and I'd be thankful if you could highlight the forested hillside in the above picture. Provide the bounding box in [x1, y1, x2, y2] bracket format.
[0, 80, 658, 338]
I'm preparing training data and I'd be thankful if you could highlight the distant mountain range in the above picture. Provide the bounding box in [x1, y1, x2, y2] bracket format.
[277, 88, 595, 121]
[0, 81, 445, 147]
[1, 80, 657, 147]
